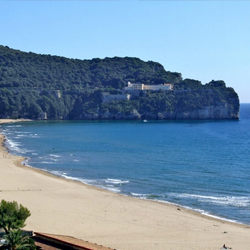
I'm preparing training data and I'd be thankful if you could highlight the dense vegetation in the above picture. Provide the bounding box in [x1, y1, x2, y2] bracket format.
[0, 45, 239, 120]
[0, 200, 39, 250]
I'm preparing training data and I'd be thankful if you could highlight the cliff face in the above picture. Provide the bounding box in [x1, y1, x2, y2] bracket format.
[76, 100, 240, 121]
[157, 98, 239, 120]
[158, 103, 239, 120]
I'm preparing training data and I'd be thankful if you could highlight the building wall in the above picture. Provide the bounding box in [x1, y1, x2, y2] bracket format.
[144, 84, 172, 91]
[125, 82, 144, 91]
[102, 94, 131, 103]
[125, 82, 172, 91]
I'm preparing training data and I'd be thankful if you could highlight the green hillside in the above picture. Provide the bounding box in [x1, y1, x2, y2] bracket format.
[0, 45, 239, 120]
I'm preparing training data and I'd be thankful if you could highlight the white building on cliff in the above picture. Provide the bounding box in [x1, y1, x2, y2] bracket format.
[125, 82, 173, 91]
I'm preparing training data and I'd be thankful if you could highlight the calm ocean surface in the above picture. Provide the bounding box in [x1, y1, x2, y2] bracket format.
[1, 104, 250, 225]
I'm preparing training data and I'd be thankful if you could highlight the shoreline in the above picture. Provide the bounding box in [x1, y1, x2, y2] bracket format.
[0, 119, 245, 226]
[0, 119, 250, 250]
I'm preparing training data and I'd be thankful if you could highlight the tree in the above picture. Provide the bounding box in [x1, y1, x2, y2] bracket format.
[0, 229, 38, 250]
[0, 200, 31, 234]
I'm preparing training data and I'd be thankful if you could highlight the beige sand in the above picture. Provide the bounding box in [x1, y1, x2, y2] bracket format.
[0, 119, 249, 250]
[0, 119, 32, 124]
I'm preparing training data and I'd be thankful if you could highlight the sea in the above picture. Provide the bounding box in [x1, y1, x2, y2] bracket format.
[1, 104, 250, 225]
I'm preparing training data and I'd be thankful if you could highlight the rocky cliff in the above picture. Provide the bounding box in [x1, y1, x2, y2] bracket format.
[76, 100, 239, 121]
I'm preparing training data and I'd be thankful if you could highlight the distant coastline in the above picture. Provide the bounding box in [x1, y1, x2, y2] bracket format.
[0, 45, 239, 121]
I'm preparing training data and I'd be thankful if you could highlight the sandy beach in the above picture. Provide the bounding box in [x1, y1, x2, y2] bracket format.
[0, 119, 249, 250]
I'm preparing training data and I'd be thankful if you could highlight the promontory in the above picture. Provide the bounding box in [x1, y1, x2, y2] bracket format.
[0, 45, 239, 120]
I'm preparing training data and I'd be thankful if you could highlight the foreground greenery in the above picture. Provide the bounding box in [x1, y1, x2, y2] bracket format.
[0, 229, 38, 250]
[0, 200, 30, 234]
[0, 45, 239, 119]
[0, 200, 39, 250]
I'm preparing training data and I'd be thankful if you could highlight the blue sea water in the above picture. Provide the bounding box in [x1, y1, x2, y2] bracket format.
[1, 104, 250, 225]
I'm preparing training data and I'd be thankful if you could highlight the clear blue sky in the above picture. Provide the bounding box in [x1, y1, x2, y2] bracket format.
[0, 1, 249, 103]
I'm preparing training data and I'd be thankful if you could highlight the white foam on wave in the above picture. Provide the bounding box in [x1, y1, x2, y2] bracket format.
[31, 135, 40, 138]
[36, 170, 123, 195]
[5, 138, 23, 153]
[14, 132, 39, 139]
[105, 186, 121, 193]
[7, 125, 22, 128]
[8, 139, 21, 147]
[131, 193, 149, 198]
[49, 171, 89, 183]
[200, 211, 237, 223]
[179, 204, 238, 223]
[176, 193, 250, 207]
[54, 172, 101, 187]
[49, 154, 61, 158]
[99, 178, 130, 193]
[50, 170, 66, 176]
[16, 133, 29, 138]
[3, 136, 34, 154]
[105, 178, 129, 185]
[20, 149, 35, 154]
[54, 176, 124, 193]
[144, 196, 240, 224]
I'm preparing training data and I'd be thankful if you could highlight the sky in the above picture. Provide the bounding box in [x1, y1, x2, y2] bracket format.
[0, 1, 249, 103]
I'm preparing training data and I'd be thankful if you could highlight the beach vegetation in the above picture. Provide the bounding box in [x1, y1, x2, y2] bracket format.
[0, 200, 31, 234]
[0, 229, 38, 250]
